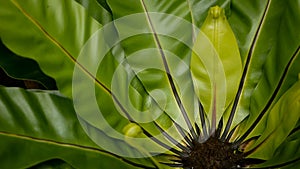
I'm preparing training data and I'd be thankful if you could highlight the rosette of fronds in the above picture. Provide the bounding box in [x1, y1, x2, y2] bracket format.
[0, 0, 299, 169]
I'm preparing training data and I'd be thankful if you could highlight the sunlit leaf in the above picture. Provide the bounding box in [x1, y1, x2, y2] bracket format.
[190, 6, 242, 132]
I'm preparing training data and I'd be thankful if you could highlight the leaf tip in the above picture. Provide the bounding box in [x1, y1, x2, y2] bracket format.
[209, 6, 225, 19]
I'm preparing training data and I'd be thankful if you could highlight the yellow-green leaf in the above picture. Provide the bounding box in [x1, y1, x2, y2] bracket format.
[247, 79, 300, 160]
[191, 6, 242, 132]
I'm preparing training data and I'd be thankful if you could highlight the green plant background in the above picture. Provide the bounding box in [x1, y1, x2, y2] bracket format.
[0, 0, 299, 168]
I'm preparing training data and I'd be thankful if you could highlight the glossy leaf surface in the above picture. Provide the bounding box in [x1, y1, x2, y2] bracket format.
[0, 40, 56, 89]
[0, 0, 102, 97]
[247, 80, 300, 159]
[0, 87, 146, 169]
[190, 6, 242, 132]
[228, 0, 300, 133]
[233, 0, 300, 144]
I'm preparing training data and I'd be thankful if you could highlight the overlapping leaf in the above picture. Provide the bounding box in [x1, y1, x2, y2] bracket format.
[0, 0, 102, 97]
[0, 87, 149, 169]
[0, 40, 56, 89]
[0, 0, 185, 162]
[247, 79, 300, 160]
[0, 0, 156, 167]
[252, 129, 300, 168]
[232, 0, 300, 143]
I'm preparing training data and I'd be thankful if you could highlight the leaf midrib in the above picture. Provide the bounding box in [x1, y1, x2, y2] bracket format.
[0, 130, 112, 155]
[9, 0, 115, 96]
[10, 0, 77, 65]
[0, 130, 155, 169]
[7, 2, 156, 168]
[11, 0, 189, 152]
[139, 0, 197, 139]
[221, 0, 272, 140]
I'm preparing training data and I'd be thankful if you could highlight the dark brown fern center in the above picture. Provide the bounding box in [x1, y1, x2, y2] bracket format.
[179, 135, 245, 169]
[158, 119, 252, 169]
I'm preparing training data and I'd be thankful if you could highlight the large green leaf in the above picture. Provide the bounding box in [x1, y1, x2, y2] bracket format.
[246, 0, 300, 132]
[0, 0, 102, 97]
[0, 87, 150, 169]
[231, 0, 300, 142]
[0, 3, 110, 89]
[221, 0, 285, 135]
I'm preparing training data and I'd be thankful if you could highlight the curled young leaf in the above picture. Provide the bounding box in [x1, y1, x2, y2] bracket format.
[191, 6, 242, 132]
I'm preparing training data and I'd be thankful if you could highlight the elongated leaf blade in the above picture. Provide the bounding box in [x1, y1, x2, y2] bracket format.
[252, 129, 300, 168]
[223, 0, 284, 131]
[0, 0, 102, 97]
[223, 0, 300, 140]
[235, 0, 300, 142]
[190, 6, 242, 132]
[247, 0, 300, 124]
[199, 6, 242, 109]
[0, 87, 149, 169]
